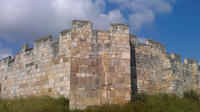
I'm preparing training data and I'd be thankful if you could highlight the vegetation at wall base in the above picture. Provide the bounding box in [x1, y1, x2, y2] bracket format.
[0, 91, 200, 112]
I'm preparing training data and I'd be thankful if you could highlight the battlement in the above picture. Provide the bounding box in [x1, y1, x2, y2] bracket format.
[130, 34, 137, 43]
[145, 39, 166, 52]
[21, 43, 29, 52]
[72, 20, 92, 30]
[1, 56, 12, 64]
[110, 23, 129, 34]
[34, 35, 53, 48]
[0, 56, 17, 69]
[60, 29, 71, 36]
[184, 58, 198, 65]
[34, 35, 53, 43]
[171, 53, 181, 62]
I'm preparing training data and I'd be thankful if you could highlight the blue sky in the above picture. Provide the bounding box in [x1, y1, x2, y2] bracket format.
[151, 0, 200, 61]
[0, 0, 199, 62]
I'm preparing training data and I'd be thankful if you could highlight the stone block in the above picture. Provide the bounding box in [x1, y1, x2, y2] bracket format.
[122, 52, 130, 59]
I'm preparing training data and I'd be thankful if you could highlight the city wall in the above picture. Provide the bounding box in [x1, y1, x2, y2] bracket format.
[0, 20, 200, 109]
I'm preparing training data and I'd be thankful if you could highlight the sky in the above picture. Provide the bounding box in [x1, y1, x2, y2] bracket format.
[0, 0, 199, 63]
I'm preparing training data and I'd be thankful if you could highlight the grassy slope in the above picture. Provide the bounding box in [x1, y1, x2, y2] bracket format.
[0, 91, 200, 112]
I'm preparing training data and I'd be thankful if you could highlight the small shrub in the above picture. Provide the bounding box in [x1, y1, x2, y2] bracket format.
[183, 91, 199, 100]
[131, 93, 148, 102]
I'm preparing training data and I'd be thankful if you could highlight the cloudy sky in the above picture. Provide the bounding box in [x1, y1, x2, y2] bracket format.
[0, 0, 200, 62]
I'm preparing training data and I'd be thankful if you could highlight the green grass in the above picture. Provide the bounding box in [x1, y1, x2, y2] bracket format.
[0, 96, 69, 112]
[0, 91, 200, 112]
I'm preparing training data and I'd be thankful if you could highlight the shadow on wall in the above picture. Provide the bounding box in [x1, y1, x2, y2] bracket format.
[130, 41, 138, 95]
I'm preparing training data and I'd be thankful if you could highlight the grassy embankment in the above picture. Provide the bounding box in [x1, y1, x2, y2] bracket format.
[0, 91, 200, 112]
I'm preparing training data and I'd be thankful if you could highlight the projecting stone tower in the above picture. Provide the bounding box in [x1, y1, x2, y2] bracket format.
[68, 20, 131, 109]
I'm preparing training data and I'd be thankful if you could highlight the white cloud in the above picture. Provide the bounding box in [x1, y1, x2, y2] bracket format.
[109, 0, 174, 31]
[0, 43, 12, 60]
[109, 0, 172, 13]
[0, 0, 125, 41]
[129, 10, 155, 31]
[0, 0, 176, 41]
[93, 10, 125, 30]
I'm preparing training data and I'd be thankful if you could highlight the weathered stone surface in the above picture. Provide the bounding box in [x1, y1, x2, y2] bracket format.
[68, 21, 131, 109]
[0, 20, 200, 110]
[130, 35, 200, 96]
[0, 34, 71, 98]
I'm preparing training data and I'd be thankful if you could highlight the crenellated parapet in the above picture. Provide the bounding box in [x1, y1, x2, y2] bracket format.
[171, 53, 181, 62]
[34, 35, 53, 49]
[129, 31, 200, 95]
[110, 23, 129, 34]
[60, 29, 71, 36]
[130, 35, 137, 42]
[145, 39, 166, 52]
[0, 56, 12, 69]
[72, 20, 93, 30]
[184, 58, 198, 65]
[1, 56, 12, 65]
[21, 43, 30, 52]
[0, 29, 72, 99]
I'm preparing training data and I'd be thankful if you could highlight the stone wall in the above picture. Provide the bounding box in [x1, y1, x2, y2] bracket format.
[0, 20, 200, 109]
[0, 35, 70, 98]
[130, 36, 200, 96]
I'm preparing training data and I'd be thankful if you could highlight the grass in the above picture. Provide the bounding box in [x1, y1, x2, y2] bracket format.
[0, 91, 200, 112]
[0, 96, 69, 112]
